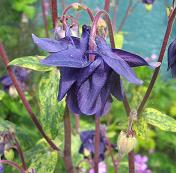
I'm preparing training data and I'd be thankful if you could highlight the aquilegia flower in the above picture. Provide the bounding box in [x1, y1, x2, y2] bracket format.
[33, 25, 155, 116]
[168, 38, 176, 78]
[79, 130, 107, 161]
[0, 67, 29, 91]
[135, 154, 152, 173]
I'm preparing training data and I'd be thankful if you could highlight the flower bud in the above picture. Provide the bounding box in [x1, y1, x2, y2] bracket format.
[72, 3, 83, 11]
[145, 4, 153, 11]
[117, 131, 137, 157]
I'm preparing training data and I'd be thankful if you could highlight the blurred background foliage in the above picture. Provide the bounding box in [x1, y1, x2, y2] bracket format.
[0, 0, 176, 172]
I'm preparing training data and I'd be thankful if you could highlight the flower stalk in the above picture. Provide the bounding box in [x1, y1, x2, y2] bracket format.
[11, 133, 27, 171]
[89, 10, 120, 173]
[63, 105, 74, 173]
[104, 0, 111, 13]
[137, 7, 176, 115]
[0, 160, 24, 173]
[50, 0, 58, 28]
[41, 0, 49, 37]
[117, 0, 133, 32]
[112, 0, 119, 31]
[0, 43, 63, 155]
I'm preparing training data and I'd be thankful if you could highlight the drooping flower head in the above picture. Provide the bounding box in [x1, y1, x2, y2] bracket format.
[0, 67, 29, 91]
[33, 25, 156, 116]
[142, 0, 155, 11]
[168, 38, 176, 78]
[79, 130, 106, 161]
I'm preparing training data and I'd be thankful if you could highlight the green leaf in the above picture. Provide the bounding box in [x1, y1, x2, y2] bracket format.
[133, 117, 148, 139]
[38, 69, 65, 140]
[8, 56, 54, 71]
[28, 139, 58, 173]
[0, 90, 5, 100]
[144, 108, 176, 132]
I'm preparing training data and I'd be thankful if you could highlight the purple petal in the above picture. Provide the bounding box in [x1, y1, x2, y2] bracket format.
[40, 48, 90, 68]
[110, 73, 124, 101]
[0, 76, 12, 86]
[112, 49, 150, 67]
[80, 25, 91, 52]
[58, 67, 79, 101]
[101, 52, 143, 85]
[32, 34, 69, 53]
[80, 130, 95, 142]
[66, 85, 82, 115]
[77, 61, 109, 115]
[171, 64, 176, 78]
[97, 96, 112, 116]
[77, 59, 102, 86]
[168, 38, 176, 69]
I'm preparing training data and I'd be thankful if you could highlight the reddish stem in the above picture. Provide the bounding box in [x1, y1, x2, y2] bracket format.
[63, 105, 74, 173]
[12, 134, 27, 171]
[137, 7, 176, 115]
[41, 0, 49, 37]
[104, 0, 111, 13]
[128, 151, 135, 173]
[0, 43, 63, 155]
[0, 160, 24, 173]
[112, 0, 119, 31]
[61, 0, 65, 10]
[89, 10, 117, 173]
[50, 0, 58, 28]
[75, 114, 80, 133]
[117, 0, 133, 32]
[94, 117, 100, 173]
[105, 136, 118, 173]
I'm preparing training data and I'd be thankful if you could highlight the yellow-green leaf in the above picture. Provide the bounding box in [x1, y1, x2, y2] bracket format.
[8, 56, 54, 71]
[144, 108, 176, 132]
[38, 69, 65, 140]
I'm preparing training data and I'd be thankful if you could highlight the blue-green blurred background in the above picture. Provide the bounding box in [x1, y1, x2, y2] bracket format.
[0, 0, 176, 172]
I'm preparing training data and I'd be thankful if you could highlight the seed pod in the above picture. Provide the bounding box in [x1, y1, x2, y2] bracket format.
[117, 131, 137, 157]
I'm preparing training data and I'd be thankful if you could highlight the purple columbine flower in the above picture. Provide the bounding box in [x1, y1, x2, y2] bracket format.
[135, 154, 152, 173]
[33, 25, 155, 116]
[0, 67, 29, 91]
[79, 130, 106, 161]
[168, 38, 176, 78]
[142, 0, 155, 4]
